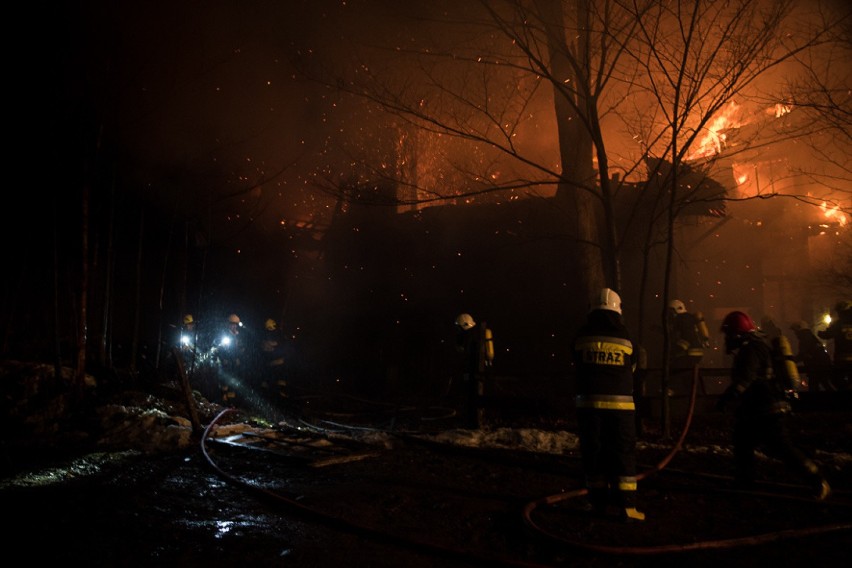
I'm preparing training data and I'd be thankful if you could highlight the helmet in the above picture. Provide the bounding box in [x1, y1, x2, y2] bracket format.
[591, 288, 622, 314]
[721, 311, 756, 336]
[721, 311, 756, 353]
[455, 313, 475, 330]
[265, 318, 277, 331]
[668, 299, 686, 314]
[183, 314, 194, 325]
[228, 313, 241, 324]
[790, 320, 809, 332]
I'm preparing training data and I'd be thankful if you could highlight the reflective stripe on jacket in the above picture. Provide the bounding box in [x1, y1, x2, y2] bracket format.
[572, 309, 636, 409]
[575, 394, 635, 411]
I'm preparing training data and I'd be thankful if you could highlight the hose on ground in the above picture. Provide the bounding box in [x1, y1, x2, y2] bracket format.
[521, 364, 852, 554]
[200, 408, 554, 568]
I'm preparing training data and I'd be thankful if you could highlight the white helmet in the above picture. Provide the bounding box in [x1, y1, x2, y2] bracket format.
[455, 313, 476, 330]
[591, 288, 622, 314]
[668, 299, 686, 314]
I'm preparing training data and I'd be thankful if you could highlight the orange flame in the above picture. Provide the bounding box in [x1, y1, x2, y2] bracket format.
[820, 202, 848, 226]
[687, 101, 743, 161]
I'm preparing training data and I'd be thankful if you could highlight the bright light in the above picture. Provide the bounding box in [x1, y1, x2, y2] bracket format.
[823, 314, 832, 326]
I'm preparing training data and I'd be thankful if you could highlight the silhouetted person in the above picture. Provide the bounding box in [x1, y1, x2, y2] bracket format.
[760, 315, 783, 342]
[716, 311, 830, 500]
[572, 288, 644, 522]
[258, 317, 288, 407]
[454, 313, 493, 429]
[215, 313, 245, 403]
[818, 300, 852, 391]
[789, 321, 833, 392]
[666, 299, 710, 395]
[178, 314, 199, 368]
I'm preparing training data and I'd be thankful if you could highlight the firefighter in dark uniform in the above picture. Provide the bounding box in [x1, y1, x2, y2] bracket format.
[789, 320, 833, 392]
[716, 311, 831, 500]
[178, 314, 199, 368]
[455, 313, 494, 429]
[572, 288, 644, 522]
[666, 299, 710, 395]
[217, 313, 244, 403]
[259, 317, 288, 404]
[818, 300, 852, 391]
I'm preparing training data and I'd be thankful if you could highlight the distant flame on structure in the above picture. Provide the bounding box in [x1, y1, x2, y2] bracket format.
[820, 201, 848, 227]
[687, 101, 743, 161]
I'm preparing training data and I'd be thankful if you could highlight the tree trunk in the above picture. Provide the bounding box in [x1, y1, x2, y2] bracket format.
[52, 198, 63, 381]
[99, 176, 116, 369]
[536, 0, 604, 302]
[74, 182, 90, 400]
[130, 209, 144, 375]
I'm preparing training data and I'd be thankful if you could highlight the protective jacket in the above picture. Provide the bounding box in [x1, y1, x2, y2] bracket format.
[719, 333, 791, 415]
[572, 307, 640, 518]
[818, 310, 852, 366]
[793, 328, 832, 368]
[572, 309, 636, 410]
[718, 330, 828, 497]
[669, 311, 709, 360]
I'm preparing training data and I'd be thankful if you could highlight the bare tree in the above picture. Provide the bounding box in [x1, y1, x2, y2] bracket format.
[779, 4, 852, 294]
[615, 0, 844, 434]
[302, 1, 838, 301]
[301, 0, 650, 300]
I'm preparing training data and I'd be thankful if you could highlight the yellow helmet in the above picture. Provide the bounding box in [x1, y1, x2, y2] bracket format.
[265, 318, 277, 331]
[183, 314, 194, 325]
[228, 313, 241, 324]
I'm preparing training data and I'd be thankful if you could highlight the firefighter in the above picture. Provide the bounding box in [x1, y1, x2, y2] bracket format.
[216, 313, 244, 403]
[789, 320, 833, 392]
[666, 299, 710, 395]
[716, 311, 831, 500]
[259, 317, 288, 403]
[817, 300, 852, 391]
[759, 315, 783, 343]
[454, 313, 494, 429]
[218, 314, 244, 365]
[572, 288, 644, 522]
[177, 313, 199, 371]
[180, 313, 196, 339]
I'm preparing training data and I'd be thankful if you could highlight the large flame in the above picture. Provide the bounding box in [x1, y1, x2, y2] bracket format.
[687, 101, 743, 161]
[820, 201, 848, 227]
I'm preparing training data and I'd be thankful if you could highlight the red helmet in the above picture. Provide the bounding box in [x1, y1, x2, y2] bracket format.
[721, 311, 756, 336]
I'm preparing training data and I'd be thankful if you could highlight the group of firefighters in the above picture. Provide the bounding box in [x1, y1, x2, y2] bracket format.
[665, 299, 852, 394]
[456, 294, 850, 523]
[169, 296, 850, 524]
[177, 312, 289, 407]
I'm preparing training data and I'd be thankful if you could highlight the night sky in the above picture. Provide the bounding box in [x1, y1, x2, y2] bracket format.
[40, 1, 467, 224]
